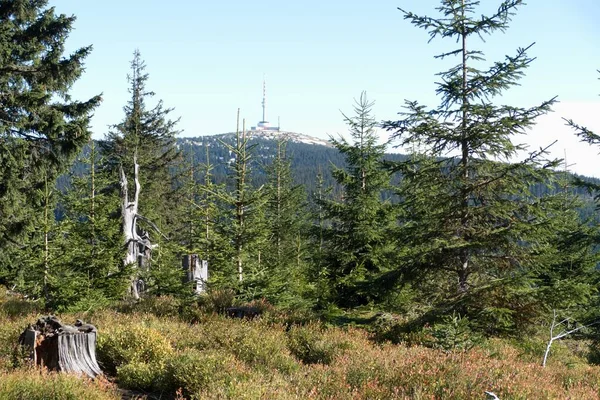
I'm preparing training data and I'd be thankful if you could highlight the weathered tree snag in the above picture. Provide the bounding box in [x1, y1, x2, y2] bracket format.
[120, 156, 161, 300]
[182, 254, 208, 294]
[121, 159, 140, 299]
[19, 316, 102, 378]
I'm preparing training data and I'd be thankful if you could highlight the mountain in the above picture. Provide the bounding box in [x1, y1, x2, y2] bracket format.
[176, 131, 407, 195]
[63, 130, 598, 212]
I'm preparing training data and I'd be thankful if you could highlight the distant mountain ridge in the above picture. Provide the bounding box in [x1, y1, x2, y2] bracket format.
[176, 130, 376, 194]
[180, 130, 333, 148]
[64, 131, 599, 212]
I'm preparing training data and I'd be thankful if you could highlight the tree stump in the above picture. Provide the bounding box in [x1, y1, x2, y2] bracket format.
[19, 316, 102, 378]
[182, 254, 208, 294]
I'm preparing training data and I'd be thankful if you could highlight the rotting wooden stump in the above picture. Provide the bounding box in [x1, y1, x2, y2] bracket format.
[19, 315, 102, 378]
[225, 306, 261, 319]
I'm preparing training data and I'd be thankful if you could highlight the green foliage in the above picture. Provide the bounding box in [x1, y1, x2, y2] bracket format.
[52, 140, 128, 310]
[116, 361, 164, 391]
[259, 138, 312, 305]
[117, 295, 183, 318]
[426, 313, 481, 352]
[286, 323, 344, 365]
[190, 318, 299, 374]
[318, 93, 398, 307]
[96, 325, 173, 374]
[0, 0, 101, 253]
[0, 369, 119, 400]
[216, 124, 269, 287]
[164, 350, 247, 398]
[198, 288, 237, 314]
[381, 0, 595, 333]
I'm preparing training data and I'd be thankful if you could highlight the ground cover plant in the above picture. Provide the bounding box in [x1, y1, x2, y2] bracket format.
[2, 291, 600, 399]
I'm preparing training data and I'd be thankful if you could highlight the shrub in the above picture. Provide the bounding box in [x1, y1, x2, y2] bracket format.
[116, 361, 165, 391]
[96, 325, 173, 374]
[190, 318, 299, 374]
[164, 349, 247, 397]
[198, 289, 236, 314]
[0, 369, 119, 400]
[229, 323, 299, 374]
[244, 298, 274, 315]
[0, 298, 43, 318]
[287, 324, 343, 365]
[116, 295, 182, 318]
[370, 312, 431, 345]
[426, 312, 481, 352]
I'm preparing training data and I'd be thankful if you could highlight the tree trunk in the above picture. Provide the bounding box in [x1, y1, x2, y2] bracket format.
[121, 157, 142, 300]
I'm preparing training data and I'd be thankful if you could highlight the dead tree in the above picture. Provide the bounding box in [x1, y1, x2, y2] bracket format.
[182, 254, 208, 294]
[542, 309, 600, 367]
[120, 156, 164, 300]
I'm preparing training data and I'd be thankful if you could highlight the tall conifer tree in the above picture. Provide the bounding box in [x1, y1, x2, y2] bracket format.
[213, 114, 268, 288]
[383, 0, 577, 331]
[320, 93, 397, 307]
[262, 137, 310, 304]
[0, 0, 100, 287]
[55, 140, 128, 309]
[102, 50, 180, 295]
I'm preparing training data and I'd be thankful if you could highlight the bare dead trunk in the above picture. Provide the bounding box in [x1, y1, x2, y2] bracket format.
[121, 157, 141, 300]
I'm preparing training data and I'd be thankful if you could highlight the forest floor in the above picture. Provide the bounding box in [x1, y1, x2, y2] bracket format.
[1, 290, 599, 399]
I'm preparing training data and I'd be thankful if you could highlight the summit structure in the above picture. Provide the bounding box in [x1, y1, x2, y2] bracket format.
[251, 78, 280, 132]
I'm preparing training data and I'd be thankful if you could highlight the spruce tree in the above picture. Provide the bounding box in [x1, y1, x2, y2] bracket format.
[0, 0, 100, 295]
[101, 50, 181, 296]
[214, 113, 268, 289]
[319, 93, 397, 307]
[0, 0, 100, 288]
[262, 137, 311, 304]
[102, 49, 180, 226]
[55, 140, 128, 309]
[192, 144, 232, 284]
[383, 0, 576, 331]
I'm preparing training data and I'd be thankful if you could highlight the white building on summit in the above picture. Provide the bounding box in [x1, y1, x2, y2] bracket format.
[251, 79, 280, 132]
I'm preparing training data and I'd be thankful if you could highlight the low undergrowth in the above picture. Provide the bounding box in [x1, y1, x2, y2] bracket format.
[2, 291, 600, 399]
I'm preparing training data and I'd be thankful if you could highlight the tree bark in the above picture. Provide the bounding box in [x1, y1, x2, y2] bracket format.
[121, 157, 142, 300]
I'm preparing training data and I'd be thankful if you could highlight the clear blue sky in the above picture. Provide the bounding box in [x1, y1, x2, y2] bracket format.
[53, 0, 600, 176]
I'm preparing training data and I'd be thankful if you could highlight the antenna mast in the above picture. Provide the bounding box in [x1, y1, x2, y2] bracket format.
[262, 76, 266, 122]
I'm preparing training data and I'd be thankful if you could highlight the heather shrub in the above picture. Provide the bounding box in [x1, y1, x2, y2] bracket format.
[244, 298, 274, 314]
[198, 288, 236, 314]
[0, 298, 43, 318]
[286, 323, 344, 365]
[96, 325, 173, 374]
[164, 349, 248, 397]
[0, 369, 119, 400]
[116, 295, 181, 318]
[191, 318, 299, 373]
[0, 319, 26, 369]
[229, 323, 299, 373]
[116, 361, 165, 391]
[370, 312, 432, 346]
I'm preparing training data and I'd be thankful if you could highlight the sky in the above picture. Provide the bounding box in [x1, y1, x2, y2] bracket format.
[52, 0, 600, 176]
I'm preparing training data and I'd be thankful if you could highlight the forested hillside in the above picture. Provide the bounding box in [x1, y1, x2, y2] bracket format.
[64, 134, 600, 205]
[1, 0, 600, 398]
